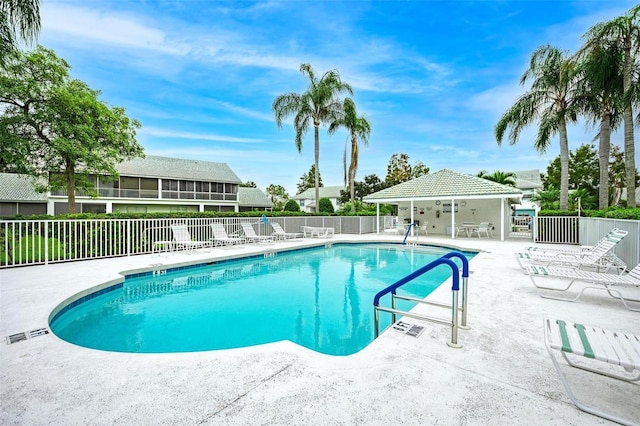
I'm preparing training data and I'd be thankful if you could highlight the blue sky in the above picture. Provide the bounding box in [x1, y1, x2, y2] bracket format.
[37, 0, 639, 196]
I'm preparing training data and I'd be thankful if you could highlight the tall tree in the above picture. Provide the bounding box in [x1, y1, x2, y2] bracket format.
[0, 46, 143, 213]
[543, 144, 599, 195]
[608, 144, 640, 206]
[479, 170, 517, 187]
[495, 45, 580, 210]
[1, 0, 40, 65]
[385, 153, 428, 186]
[328, 97, 371, 213]
[581, 4, 640, 208]
[575, 41, 624, 209]
[411, 161, 430, 179]
[296, 164, 323, 195]
[239, 181, 257, 188]
[266, 184, 288, 211]
[273, 63, 353, 213]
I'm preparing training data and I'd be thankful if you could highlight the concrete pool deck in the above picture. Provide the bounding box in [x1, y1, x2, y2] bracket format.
[1, 234, 638, 425]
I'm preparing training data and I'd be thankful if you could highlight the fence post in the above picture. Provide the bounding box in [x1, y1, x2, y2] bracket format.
[44, 220, 49, 265]
[127, 220, 131, 257]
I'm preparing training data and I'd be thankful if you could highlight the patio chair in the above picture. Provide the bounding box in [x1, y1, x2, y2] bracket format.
[240, 222, 274, 244]
[170, 224, 210, 253]
[469, 222, 491, 238]
[270, 222, 303, 240]
[544, 319, 640, 425]
[525, 263, 640, 311]
[515, 230, 628, 270]
[454, 224, 467, 237]
[210, 223, 246, 246]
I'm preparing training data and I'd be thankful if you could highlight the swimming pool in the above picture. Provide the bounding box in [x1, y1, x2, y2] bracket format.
[50, 243, 474, 356]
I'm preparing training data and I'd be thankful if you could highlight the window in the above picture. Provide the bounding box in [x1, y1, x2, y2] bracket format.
[162, 179, 178, 191]
[196, 181, 209, 192]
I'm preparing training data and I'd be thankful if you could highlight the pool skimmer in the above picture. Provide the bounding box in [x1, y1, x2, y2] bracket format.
[5, 328, 49, 345]
[391, 321, 425, 338]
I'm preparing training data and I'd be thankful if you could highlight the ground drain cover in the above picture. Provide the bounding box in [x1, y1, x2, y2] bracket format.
[5, 328, 49, 345]
[391, 321, 425, 338]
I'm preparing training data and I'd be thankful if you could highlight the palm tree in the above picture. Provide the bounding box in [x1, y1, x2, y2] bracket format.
[580, 4, 640, 208]
[495, 45, 581, 210]
[479, 170, 517, 187]
[531, 185, 560, 210]
[574, 42, 624, 209]
[1, 0, 40, 65]
[273, 63, 353, 213]
[328, 98, 371, 213]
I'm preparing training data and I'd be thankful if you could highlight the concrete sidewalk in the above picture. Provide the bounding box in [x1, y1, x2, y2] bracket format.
[1, 234, 638, 425]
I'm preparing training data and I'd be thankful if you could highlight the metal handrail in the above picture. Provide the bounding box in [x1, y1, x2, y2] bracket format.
[373, 251, 469, 348]
[442, 251, 470, 328]
[402, 223, 415, 245]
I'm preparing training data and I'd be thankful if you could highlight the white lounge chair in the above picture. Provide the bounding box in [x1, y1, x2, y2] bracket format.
[240, 222, 274, 243]
[523, 228, 627, 254]
[301, 226, 334, 238]
[525, 263, 640, 311]
[210, 223, 246, 246]
[515, 230, 628, 271]
[170, 224, 210, 253]
[270, 222, 303, 240]
[544, 319, 640, 425]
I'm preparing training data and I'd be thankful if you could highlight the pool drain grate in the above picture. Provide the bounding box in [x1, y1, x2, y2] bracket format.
[5, 328, 49, 345]
[391, 321, 425, 338]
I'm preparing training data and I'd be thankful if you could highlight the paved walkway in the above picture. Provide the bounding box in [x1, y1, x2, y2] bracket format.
[1, 234, 638, 425]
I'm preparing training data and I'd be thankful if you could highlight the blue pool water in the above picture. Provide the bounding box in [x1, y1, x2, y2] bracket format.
[50, 243, 474, 356]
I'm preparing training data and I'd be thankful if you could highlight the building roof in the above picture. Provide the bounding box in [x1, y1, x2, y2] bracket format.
[512, 170, 543, 190]
[291, 186, 346, 200]
[238, 187, 272, 208]
[0, 173, 47, 202]
[116, 155, 242, 183]
[363, 169, 522, 202]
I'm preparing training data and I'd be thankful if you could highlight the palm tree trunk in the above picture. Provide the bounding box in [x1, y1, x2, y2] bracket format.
[623, 37, 637, 207]
[599, 113, 611, 210]
[558, 120, 570, 210]
[313, 124, 320, 213]
[349, 133, 357, 214]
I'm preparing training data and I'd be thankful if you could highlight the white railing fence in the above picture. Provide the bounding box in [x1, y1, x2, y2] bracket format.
[0, 216, 384, 268]
[3, 215, 637, 269]
[534, 216, 580, 244]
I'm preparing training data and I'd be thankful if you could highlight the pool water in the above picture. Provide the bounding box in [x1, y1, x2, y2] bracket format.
[50, 243, 473, 356]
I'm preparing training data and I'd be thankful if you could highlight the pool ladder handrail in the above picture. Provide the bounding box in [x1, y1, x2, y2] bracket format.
[402, 223, 415, 245]
[373, 251, 470, 348]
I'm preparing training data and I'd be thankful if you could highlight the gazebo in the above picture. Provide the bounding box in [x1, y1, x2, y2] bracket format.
[363, 169, 523, 241]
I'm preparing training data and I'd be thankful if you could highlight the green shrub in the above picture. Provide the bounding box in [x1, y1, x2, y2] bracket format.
[283, 199, 301, 212]
[539, 207, 640, 220]
[318, 197, 334, 213]
[604, 207, 640, 220]
[0, 234, 67, 264]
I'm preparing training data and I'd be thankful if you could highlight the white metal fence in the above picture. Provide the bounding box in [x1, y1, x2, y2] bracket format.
[0, 216, 382, 268]
[2, 215, 637, 269]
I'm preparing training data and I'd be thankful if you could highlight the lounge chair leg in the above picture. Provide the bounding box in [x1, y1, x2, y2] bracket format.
[544, 320, 640, 426]
[546, 345, 638, 426]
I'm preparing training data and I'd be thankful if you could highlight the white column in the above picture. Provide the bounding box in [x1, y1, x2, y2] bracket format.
[500, 198, 505, 241]
[451, 198, 456, 238]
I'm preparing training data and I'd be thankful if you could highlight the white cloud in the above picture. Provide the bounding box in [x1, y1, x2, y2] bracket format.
[140, 127, 262, 144]
[41, 4, 190, 55]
